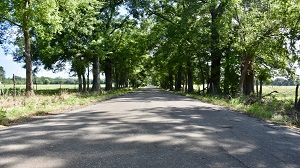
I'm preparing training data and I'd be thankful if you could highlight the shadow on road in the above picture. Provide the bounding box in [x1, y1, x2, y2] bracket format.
[0, 88, 299, 168]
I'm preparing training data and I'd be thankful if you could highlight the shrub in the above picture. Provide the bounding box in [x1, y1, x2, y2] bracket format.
[0, 108, 7, 125]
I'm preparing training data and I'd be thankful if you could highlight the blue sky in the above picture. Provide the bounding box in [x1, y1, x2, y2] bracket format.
[0, 48, 71, 78]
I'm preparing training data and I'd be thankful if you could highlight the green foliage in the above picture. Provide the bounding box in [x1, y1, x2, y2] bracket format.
[0, 108, 6, 124]
[43, 79, 51, 85]
[0, 66, 5, 80]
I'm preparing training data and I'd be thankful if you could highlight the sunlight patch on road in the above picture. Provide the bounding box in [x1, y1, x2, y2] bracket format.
[116, 134, 172, 143]
[12, 157, 66, 168]
[0, 144, 31, 151]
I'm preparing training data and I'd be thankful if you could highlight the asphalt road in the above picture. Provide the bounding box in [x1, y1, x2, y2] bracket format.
[0, 87, 300, 168]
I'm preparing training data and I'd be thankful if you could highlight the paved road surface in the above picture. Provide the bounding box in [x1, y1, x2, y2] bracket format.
[0, 87, 300, 168]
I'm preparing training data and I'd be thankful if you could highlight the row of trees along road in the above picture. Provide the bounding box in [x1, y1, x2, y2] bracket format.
[0, 0, 300, 97]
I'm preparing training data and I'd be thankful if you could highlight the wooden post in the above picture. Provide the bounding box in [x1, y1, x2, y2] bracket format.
[87, 66, 90, 91]
[259, 79, 263, 100]
[295, 84, 299, 109]
[13, 74, 16, 101]
[256, 80, 259, 97]
[35, 76, 37, 91]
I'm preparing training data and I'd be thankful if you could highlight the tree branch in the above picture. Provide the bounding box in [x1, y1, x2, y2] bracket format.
[109, 15, 130, 35]
[1, 16, 22, 28]
[147, 9, 176, 25]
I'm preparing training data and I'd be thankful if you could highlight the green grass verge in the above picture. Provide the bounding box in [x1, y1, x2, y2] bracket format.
[0, 88, 137, 126]
[174, 91, 298, 127]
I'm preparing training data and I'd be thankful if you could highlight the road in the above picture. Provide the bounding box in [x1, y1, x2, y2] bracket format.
[0, 87, 300, 168]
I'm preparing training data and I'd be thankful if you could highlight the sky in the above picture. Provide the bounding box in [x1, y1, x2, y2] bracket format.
[0, 48, 71, 78]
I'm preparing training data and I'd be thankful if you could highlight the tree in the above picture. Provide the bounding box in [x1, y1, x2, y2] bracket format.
[0, 66, 5, 82]
[0, 0, 62, 97]
[37, 0, 102, 92]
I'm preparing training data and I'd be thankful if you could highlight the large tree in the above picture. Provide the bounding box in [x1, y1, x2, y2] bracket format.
[0, 0, 62, 97]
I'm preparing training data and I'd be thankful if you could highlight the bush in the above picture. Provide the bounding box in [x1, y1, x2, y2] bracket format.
[0, 108, 7, 125]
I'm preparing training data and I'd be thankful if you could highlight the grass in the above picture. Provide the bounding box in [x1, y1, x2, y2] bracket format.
[175, 85, 299, 128]
[0, 87, 137, 126]
[262, 85, 295, 100]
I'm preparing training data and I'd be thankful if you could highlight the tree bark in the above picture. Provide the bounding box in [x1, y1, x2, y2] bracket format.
[198, 57, 206, 94]
[175, 65, 182, 91]
[238, 52, 255, 95]
[83, 73, 87, 92]
[259, 79, 263, 100]
[115, 70, 119, 89]
[91, 56, 100, 91]
[187, 58, 193, 93]
[207, 2, 226, 94]
[24, 0, 34, 97]
[78, 74, 82, 92]
[87, 66, 90, 91]
[104, 58, 113, 91]
[169, 73, 173, 91]
[243, 69, 254, 95]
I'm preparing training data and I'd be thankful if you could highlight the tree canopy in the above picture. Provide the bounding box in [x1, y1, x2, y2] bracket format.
[0, 0, 299, 96]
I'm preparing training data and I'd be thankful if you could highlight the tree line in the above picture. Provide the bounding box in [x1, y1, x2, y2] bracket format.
[143, 0, 300, 96]
[0, 0, 299, 97]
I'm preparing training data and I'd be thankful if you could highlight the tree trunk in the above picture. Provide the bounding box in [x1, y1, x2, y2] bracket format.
[198, 59, 206, 94]
[125, 73, 129, 88]
[175, 65, 182, 91]
[78, 74, 82, 92]
[91, 56, 100, 91]
[259, 79, 263, 100]
[239, 52, 255, 95]
[169, 73, 173, 91]
[83, 73, 87, 92]
[256, 80, 259, 97]
[224, 56, 230, 95]
[115, 70, 119, 89]
[295, 85, 299, 109]
[187, 58, 193, 93]
[208, 4, 224, 94]
[184, 74, 187, 93]
[104, 58, 113, 91]
[24, 0, 34, 97]
[87, 66, 90, 91]
[243, 70, 254, 95]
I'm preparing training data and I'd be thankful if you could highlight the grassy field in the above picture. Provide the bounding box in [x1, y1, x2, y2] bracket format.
[262, 85, 296, 100]
[193, 85, 296, 100]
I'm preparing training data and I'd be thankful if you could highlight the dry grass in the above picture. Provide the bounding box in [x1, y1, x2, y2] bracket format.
[0, 88, 135, 125]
